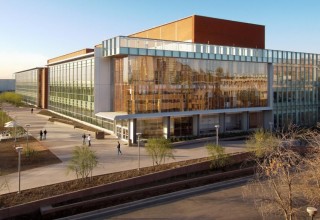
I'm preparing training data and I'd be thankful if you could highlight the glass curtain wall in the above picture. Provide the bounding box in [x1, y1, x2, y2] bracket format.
[273, 52, 319, 128]
[114, 56, 268, 114]
[48, 57, 95, 124]
[15, 69, 39, 105]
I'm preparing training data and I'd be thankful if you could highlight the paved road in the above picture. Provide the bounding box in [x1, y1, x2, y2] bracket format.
[0, 103, 247, 194]
[58, 177, 265, 220]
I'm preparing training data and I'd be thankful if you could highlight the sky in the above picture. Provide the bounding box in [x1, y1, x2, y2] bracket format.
[0, 0, 319, 79]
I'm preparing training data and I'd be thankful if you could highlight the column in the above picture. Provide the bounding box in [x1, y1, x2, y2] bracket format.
[163, 116, 170, 139]
[241, 112, 249, 131]
[192, 115, 199, 136]
[129, 119, 137, 145]
[219, 113, 226, 133]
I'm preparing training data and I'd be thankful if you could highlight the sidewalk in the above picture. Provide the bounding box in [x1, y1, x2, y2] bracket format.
[0, 104, 246, 194]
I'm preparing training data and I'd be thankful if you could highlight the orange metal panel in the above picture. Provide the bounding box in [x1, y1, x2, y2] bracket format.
[193, 15, 265, 49]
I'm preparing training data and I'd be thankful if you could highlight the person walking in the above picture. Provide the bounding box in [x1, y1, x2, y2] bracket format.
[87, 134, 91, 147]
[117, 141, 122, 155]
[39, 130, 43, 140]
[43, 129, 47, 139]
[31, 108, 33, 114]
[82, 133, 86, 145]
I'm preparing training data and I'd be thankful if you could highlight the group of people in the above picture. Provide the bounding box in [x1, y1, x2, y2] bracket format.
[39, 129, 47, 140]
[81, 133, 122, 155]
[82, 133, 91, 146]
[30, 107, 122, 154]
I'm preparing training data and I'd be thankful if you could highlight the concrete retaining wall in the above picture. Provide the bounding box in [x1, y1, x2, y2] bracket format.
[0, 152, 251, 219]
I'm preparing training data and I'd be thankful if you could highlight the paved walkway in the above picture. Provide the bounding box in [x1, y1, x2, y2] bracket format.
[0, 104, 246, 194]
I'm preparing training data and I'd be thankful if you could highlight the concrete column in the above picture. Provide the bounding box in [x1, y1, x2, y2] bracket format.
[241, 112, 249, 131]
[219, 113, 226, 133]
[163, 116, 170, 139]
[129, 119, 137, 145]
[263, 110, 273, 130]
[268, 64, 274, 108]
[192, 115, 199, 136]
[94, 48, 113, 113]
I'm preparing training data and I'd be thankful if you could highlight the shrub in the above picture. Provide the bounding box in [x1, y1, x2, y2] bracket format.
[146, 138, 175, 166]
[67, 146, 98, 182]
[206, 143, 230, 169]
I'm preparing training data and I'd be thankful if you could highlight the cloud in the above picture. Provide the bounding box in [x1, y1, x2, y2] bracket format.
[0, 51, 48, 79]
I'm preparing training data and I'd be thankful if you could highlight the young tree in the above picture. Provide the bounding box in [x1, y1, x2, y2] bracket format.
[145, 138, 175, 166]
[67, 145, 98, 182]
[205, 143, 230, 169]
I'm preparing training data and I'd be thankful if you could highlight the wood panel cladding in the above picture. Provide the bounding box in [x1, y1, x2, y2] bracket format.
[129, 15, 265, 49]
[47, 48, 94, 64]
[130, 16, 193, 42]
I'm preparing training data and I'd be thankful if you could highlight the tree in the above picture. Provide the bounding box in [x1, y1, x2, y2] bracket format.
[298, 126, 320, 206]
[243, 145, 306, 220]
[205, 143, 230, 169]
[67, 146, 98, 182]
[145, 138, 175, 166]
[243, 127, 309, 220]
[245, 128, 280, 158]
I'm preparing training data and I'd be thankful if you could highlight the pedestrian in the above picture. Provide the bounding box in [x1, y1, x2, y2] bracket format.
[117, 141, 122, 155]
[43, 129, 47, 139]
[82, 133, 86, 145]
[87, 134, 91, 147]
[31, 108, 33, 114]
[39, 130, 43, 140]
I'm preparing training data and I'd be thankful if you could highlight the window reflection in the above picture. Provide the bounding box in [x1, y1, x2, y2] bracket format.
[114, 56, 268, 114]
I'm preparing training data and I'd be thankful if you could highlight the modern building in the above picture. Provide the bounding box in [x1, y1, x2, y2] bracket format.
[0, 79, 15, 93]
[15, 68, 48, 108]
[14, 15, 320, 144]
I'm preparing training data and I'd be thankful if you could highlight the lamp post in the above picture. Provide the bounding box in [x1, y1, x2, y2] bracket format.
[307, 207, 317, 220]
[269, 121, 273, 134]
[13, 117, 17, 146]
[4, 119, 18, 147]
[214, 125, 220, 146]
[136, 133, 142, 171]
[16, 146, 23, 193]
[25, 124, 30, 149]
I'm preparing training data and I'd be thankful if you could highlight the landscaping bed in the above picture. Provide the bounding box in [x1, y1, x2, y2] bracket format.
[0, 152, 254, 219]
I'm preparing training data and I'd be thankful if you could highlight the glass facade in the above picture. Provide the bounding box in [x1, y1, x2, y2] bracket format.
[15, 69, 39, 106]
[114, 56, 268, 114]
[272, 52, 319, 128]
[48, 57, 96, 124]
[105, 36, 320, 132]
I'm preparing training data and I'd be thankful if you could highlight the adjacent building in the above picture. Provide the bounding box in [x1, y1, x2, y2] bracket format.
[0, 79, 15, 93]
[14, 15, 320, 143]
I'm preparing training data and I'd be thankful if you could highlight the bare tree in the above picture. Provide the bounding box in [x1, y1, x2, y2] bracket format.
[243, 127, 309, 220]
[298, 126, 320, 206]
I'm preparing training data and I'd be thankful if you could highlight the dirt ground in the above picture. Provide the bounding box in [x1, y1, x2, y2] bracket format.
[0, 136, 61, 175]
